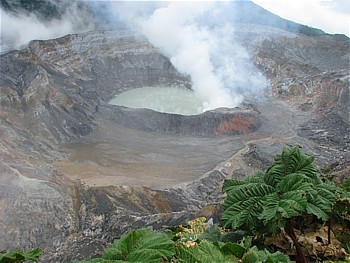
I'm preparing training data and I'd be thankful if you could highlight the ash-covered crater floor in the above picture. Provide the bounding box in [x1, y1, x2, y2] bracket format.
[55, 104, 261, 189]
[0, 29, 349, 261]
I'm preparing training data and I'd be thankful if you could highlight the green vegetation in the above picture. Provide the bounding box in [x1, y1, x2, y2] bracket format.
[93, 228, 174, 262]
[221, 146, 345, 262]
[0, 248, 42, 263]
[2, 146, 350, 262]
[73, 218, 291, 263]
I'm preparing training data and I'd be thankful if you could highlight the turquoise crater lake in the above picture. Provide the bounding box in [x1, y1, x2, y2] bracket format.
[109, 86, 204, 115]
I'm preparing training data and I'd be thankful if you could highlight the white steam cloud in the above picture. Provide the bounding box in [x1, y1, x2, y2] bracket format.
[1, 1, 269, 111]
[0, 4, 95, 53]
[105, 1, 269, 110]
[139, 2, 241, 111]
[117, 1, 268, 111]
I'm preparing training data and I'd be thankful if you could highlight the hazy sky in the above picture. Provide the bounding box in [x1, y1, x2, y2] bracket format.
[252, 0, 350, 36]
[1, 0, 348, 53]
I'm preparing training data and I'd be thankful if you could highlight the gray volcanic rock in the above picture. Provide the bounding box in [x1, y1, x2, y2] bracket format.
[236, 25, 349, 146]
[0, 31, 188, 252]
[0, 30, 254, 260]
[99, 105, 261, 137]
[0, 27, 349, 262]
[0, 31, 188, 143]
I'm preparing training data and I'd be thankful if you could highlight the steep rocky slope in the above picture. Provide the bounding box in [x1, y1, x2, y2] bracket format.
[0, 27, 349, 261]
[236, 25, 349, 146]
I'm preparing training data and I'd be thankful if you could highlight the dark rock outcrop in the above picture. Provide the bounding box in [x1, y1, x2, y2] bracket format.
[99, 105, 260, 137]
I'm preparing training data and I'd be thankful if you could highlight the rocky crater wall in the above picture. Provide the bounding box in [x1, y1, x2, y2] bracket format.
[0, 28, 349, 261]
[1, 31, 190, 143]
[236, 27, 349, 148]
[0, 30, 252, 260]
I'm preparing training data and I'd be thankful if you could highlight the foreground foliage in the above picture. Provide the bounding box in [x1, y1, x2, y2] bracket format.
[222, 146, 350, 262]
[102, 228, 174, 262]
[74, 218, 290, 263]
[0, 248, 42, 263]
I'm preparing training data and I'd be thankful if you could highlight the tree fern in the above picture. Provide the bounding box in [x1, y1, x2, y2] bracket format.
[305, 182, 337, 221]
[222, 146, 337, 229]
[221, 145, 341, 263]
[222, 180, 275, 229]
[264, 146, 319, 187]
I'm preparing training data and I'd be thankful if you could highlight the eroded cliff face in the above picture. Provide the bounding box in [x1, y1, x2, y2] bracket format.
[0, 28, 349, 261]
[236, 26, 349, 148]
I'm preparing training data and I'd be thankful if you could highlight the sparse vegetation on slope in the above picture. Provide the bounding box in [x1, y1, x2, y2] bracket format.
[2, 146, 349, 262]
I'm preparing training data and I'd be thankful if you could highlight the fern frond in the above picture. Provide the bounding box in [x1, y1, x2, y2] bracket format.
[223, 175, 264, 193]
[223, 179, 251, 193]
[276, 173, 313, 193]
[259, 193, 279, 222]
[222, 197, 262, 229]
[265, 146, 319, 187]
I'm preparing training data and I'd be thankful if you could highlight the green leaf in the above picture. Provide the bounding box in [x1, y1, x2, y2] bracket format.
[72, 259, 110, 263]
[276, 173, 313, 193]
[223, 179, 248, 193]
[222, 182, 275, 229]
[265, 146, 319, 187]
[102, 247, 123, 260]
[198, 225, 221, 243]
[220, 242, 247, 258]
[266, 251, 291, 263]
[175, 244, 199, 263]
[23, 248, 43, 262]
[222, 201, 260, 229]
[242, 250, 259, 263]
[255, 248, 291, 263]
[0, 249, 26, 261]
[223, 175, 264, 193]
[110, 228, 174, 262]
[260, 194, 279, 222]
[175, 240, 236, 263]
[304, 183, 337, 221]
[277, 197, 305, 218]
[306, 203, 330, 221]
[0, 248, 42, 263]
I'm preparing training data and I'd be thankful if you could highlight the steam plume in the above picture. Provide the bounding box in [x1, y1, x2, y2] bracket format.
[1, 1, 269, 110]
[0, 2, 95, 53]
[139, 2, 240, 111]
[133, 1, 268, 110]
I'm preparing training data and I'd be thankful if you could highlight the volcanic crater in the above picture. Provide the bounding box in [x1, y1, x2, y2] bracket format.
[0, 29, 349, 261]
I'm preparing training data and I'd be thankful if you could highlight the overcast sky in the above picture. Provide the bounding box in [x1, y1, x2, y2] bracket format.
[1, 0, 349, 53]
[252, 0, 350, 36]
